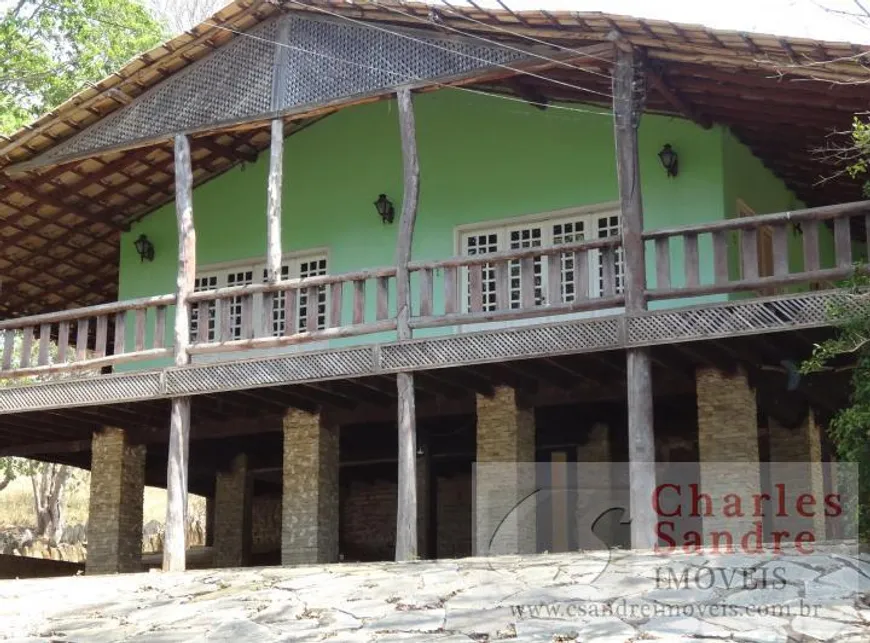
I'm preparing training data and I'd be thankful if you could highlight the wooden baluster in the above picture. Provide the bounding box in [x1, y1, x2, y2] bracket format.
[306, 286, 319, 332]
[20, 327, 33, 368]
[376, 277, 390, 321]
[38, 323, 51, 366]
[94, 316, 108, 358]
[261, 293, 275, 338]
[444, 266, 458, 314]
[573, 249, 589, 300]
[154, 306, 167, 349]
[494, 261, 509, 310]
[834, 216, 853, 268]
[601, 248, 616, 297]
[134, 309, 146, 352]
[469, 264, 483, 313]
[241, 294, 254, 339]
[741, 228, 759, 281]
[772, 224, 789, 277]
[76, 319, 89, 361]
[352, 281, 365, 325]
[712, 230, 729, 285]
[113, 312, 126, 356]
[803, 220, 820, 272]
[17, 328, 33, 369]
[547, 253, 562, 306]
[520, 256, 536, 308]
[2, 330, 13, 370]
[219, 298, 233, 342]
[330, 282, 343, 329]
[57, 321, 70, 363]
[683, 233, 700, 288]
[197, 302, 210, 343]
[419, 269, 434, 317]
[654, 237, 671, 290]
[283, 289, 298, 336]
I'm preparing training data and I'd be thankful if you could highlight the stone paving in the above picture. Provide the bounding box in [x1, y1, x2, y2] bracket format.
[0, 546, 867, 642]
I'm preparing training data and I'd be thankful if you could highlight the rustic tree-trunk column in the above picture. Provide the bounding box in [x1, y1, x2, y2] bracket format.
[266, 118, 284, 284]
[164, 134, 196, 572]
[612, 45, 657, 549]
[394, 87, 421, 562]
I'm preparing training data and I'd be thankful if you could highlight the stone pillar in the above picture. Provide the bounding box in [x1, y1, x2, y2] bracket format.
[213, 453, 249, 568]
[696, 367, 762, 547]
[474, 387, 536, 556]
[282, 409, 339, 565]
[87, 427, 145, 575]
[768, 411, 827, 540]
[576, 422, 622, 550]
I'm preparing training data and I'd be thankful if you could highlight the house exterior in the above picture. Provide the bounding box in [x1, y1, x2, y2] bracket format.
[0, 1, 866, 574]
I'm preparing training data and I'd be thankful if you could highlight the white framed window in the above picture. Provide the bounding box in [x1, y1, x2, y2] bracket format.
[458, 206, 623, 313]
[190, 252, 329, 342]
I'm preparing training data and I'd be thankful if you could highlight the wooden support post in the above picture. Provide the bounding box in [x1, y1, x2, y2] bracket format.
[613, 45, 657, 550]
[394, 87, 421, 562]
[266, 119, 284, 284]
[164, 134, 196, 572]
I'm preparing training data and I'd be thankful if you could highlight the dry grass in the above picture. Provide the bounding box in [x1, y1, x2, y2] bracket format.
[0, 464, 206, 530]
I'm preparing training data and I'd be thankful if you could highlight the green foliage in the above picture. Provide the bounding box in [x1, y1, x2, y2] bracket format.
[0, 0, 165, 135]
[802, 270, 870, 542]
[847, 117, 870, 197]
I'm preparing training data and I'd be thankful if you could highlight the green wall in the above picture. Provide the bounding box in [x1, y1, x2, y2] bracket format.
[118, 89, 799, 360]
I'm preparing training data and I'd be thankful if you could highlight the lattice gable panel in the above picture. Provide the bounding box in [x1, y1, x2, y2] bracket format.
[31, 18, 281, 167]
[277, 14, 526, 110]
[26, 14, 528, 168]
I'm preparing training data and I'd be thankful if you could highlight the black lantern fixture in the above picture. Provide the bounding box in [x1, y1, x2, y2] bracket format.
[134, 234, 155, 263]
[374, 193, 395, 224]
[658, 143, 679, 178]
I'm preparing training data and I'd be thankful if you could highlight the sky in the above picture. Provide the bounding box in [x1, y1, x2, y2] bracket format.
[0, 0, 868, 42]
[469, 0, 870, 42]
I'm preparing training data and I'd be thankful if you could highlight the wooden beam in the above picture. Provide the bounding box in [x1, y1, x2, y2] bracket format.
[1, 177, 128, 231]
[164, 133, 195, 573]
[394, 87, 421, 563]
[613, 45, 657, 550]
[645, 63, 713, 129]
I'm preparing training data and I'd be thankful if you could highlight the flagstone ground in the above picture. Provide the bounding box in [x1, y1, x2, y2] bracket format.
[0, 547, 866, 642]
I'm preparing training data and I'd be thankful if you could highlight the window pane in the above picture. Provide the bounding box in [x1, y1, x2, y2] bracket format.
[597, 215, 624, 295]
[298, 257, 328, 331]
[553, 220, 586, 303]
[464, 233, 499, 312]
[508, 227, 543, 309]
[264, 265, 291, 337]
[227, 270, 254, 340]
[190, 275, 217, 342]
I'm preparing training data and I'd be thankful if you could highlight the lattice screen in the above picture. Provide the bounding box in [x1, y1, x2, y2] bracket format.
[29, 14, 528, 166]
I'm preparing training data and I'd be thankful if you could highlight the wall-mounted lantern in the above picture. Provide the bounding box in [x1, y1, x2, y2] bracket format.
[134, 234, 155, 262]
[658, 143, 679, 178]
[374, 193, 395, 224]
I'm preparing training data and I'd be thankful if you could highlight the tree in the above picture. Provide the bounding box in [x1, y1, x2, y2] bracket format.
[146, 0, 227, 35]
[0, 336, 81, 541]
[0, 0, 165, 135]
[796, 1, 870, 543]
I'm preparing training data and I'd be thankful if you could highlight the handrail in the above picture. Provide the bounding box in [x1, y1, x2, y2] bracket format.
[186, 266, 398, 304]
[408, 236, 621, 271]
[0, 294, 177, 331]
[642, 200, 870, 240]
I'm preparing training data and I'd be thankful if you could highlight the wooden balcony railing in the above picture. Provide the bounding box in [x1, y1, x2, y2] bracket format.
[0, 294, 175, 378]
[644, 201, 870, 301]
[1, 200, 868, 381]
